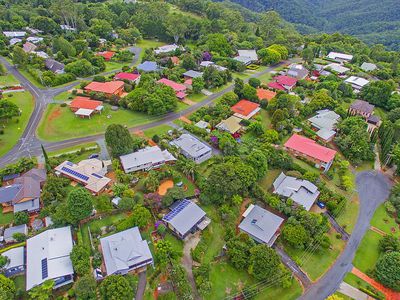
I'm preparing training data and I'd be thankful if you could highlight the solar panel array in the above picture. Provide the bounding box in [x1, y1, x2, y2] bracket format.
[91, 173, 103, 179]
[163, 199, 190, 222]
[61, 166, 89, 182]
[41, 258, 48, 279]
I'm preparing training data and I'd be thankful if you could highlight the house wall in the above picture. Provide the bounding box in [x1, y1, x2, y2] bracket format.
[286, 148, 333, 172]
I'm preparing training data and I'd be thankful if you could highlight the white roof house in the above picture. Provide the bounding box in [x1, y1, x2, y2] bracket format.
[238, 204, 284, 246]
[26, 227, 74, 291]
[200, 61, 227, 71]
[345, 76, 370, 90]
[32, 51, 49, 59]
[170, 134, 212, 164]
[27, 36, 44, 44]
[327, 52, 353, 63]
[1, 247, 25, 277]
[3, 31, 26, 38]
[60, 25, 76, 31]
[273, 172, 320, 211]
[361, 62, 377, 72]
[308, 109, 340, 142]
[154, 44, 182, 55]
[9, 38, 22, 45]
[3, 224, 28, 243]
[324, 63, 350, 74]
[100, 227, 153, 275]
[287, 64, 309, 79]
[234, 50, 258, 66]
[120, 146, 176, 173]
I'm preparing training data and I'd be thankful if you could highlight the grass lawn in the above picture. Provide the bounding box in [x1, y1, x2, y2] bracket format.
[0, 206, 14, 225]
[135, 39, 165, 65]
[105, 61, 128, 72]
[0, 73, 18, 86]
[370, 203, 399, 235]
[257, 72, 273, 84]
[352, 230, 381, 273]
[19, 69, 46, 88]
[48, 142, 99, 157]
[259, 109, 272, 129]
[187, 93, 207, 103]
[37, 102, 188, 142]
[344, 272, 385, 299]
[53, 85, 81, 101]
[0, 91, 34, 158]
[259, 169, 282, 192]
[143, 124, 174, 138]
[201, 206, 226, 264]
[164, 233, 184, 258]
[284, 229, 346, 281]
[335, 195, 360, 233]
[254, 279, 302, 300]
[293, 157, 320, 174]
[354, 161, 374, 172]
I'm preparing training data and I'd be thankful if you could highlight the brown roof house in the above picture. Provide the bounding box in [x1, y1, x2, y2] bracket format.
[348, 100, 381, 133]
[0, 169, 46, 213]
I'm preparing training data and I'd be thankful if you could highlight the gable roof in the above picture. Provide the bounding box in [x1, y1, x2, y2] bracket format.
[239, 204, 284, 245]
[162, 200, 206, 236]
[85, 81, 124, 94]
[4, 224, 28, 241]
[216, 115, 242, 134]
[273, 172, 320, 211]
[120, 146, 176, 172]
[327, 52, 353, 61]
[170, 134, 212, 159]
[100, 227, 153, 275]
[350, 99, 375, 114]
[287, 64, 309, 79]
[137, 61, 159, 72]
[114, 72, 140, 82]
[45, 59, 65, 72]
[324, 63, 350, 74]
[308, 109, 340, 131]
[237, 49, 258, 61]
[231, 100, 260, 119]
[2, 247, 24, 269]
[268, 81, 286, 91]
[23, 42, 37, 53]
[361, 62, 377, 72]
[344, 76, 369, 88]
[154, 44, 180, 55]
[157, 78, 186, 92]
[96, 51, 115, 60]
[26, 227, 73, 290]
[275, 75, 297, 86]
[183, 70, 203, 78]
[70, 97, 103, 110]
[257, 88, 277, 101]
[284, 134, 337, 163]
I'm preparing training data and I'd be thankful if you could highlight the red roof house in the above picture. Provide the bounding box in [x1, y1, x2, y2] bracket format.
[84, 81, 125, 97]
[268, 75, 297, 91]
[96, 51, 115, 61]
[70, 97, 103, 111]
[284, 134, 336, 171]
[171, 56, 180, 65]
[114, 72, 141, 83]
[257, 88, 277, 101]
[231, 100, 261, 120]
[157, 78, 187, 99]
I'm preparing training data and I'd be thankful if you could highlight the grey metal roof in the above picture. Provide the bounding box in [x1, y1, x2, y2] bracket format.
[183, 70, 203, 78]
[170, 134, 212, 160]
[287, 64, 309, 79]
[233, 56, 253, 65]
[238, 204, 284, 246]
[163, 201, 206, 236]
[237, 50, 258, 61]
[324, 63, 350, 74]
[100, 227, 153, 275]
[273, 172, 320, 211]
[0, 185, 23, 204]
[350, 100, 374, 114]
[45, 59, 64, 72]
[308, 109, 340, 132]
[120, 146, 175, 172]
[14, 198, 40, 213]
[361, 62, 377, 72]
[2, 247, 25, 269]
[137, 61, 159, 72]
[4, 224, 28, 241]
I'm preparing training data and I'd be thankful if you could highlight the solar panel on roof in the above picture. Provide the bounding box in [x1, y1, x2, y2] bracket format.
[163, 200, 191, 222]
[41, 258, 48, 279]
[61, 166, 89, 181]
[91, 173, 103, 179]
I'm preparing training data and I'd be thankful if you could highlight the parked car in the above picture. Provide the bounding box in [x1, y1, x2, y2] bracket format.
[88, 153, 99, 159]
[316, 201, 326, 209]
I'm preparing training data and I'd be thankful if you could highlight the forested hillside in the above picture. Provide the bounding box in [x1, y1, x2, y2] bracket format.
[225, 0, 400, 50]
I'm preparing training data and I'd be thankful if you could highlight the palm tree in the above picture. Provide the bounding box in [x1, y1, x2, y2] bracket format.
[177, 158, 197, 181]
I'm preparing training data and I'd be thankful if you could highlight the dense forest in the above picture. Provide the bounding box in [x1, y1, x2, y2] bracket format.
[224, 0, 400, 50]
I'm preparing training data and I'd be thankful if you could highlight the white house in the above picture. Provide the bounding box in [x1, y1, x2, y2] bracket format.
[345, 76, 370, 91]
[327, 52, 353, 63]
[170, 134, 212, 164]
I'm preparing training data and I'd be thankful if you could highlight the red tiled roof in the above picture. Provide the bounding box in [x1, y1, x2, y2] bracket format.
[275, 75, 297, 86]
[171, 56, 180, 65]
[157, 78, 186, 92]
[184, 78, 192, 85]
[96, 51, 115, 60]
[176, 91, 187, 99]
[268, 81, 285, 91]
[85, 81, 124, 94]
[257, 88, 277, 101]
[284, 134, 337, 163]
[114, 72, 140, 81]
[70, 97, 103, 110]
[231, 100, 260, 117]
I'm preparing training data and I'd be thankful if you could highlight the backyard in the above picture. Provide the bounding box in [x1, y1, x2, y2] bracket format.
[0, 91, 35, 157]
[135, 39, 165, 65]
[0, 206, 14, 225]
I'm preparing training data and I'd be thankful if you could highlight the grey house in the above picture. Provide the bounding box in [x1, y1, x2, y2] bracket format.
[273, 172, 320, 211]
[3, 224, 28, 243]
[308, 109, 340, 142]
[1, 247, 25, 277]
[170, 134, 212, 164]
[287, 64, 309, 79]
[45, 59, 65, 74]
[163, 200, 210, 239]
[238, 204, 284, 246]
[100, 227, 153, 276]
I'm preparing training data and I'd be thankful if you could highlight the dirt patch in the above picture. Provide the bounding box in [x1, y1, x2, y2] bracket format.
[158, 180, 174, 196]
[48, 107, 62, 122]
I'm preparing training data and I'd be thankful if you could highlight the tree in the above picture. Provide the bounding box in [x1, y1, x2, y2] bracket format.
[248, 78, 261, 88]
[105, 124, 136, 157]
[165, 13, 188, 43]
[12, 232, 26, 242]
[375, 251, 400, 291]
[100, 275, 134, 300]
[28, 280, 54, 300]
[14, 211, 29, 225]
[66, 188, 93, 224]
[282, 224, 309, 249]
[89, 19, 113, 39]
[242, 85, 258, 102]
[302, 47, 315, 65]
[326, 295, 343, 300]
[155, 240, 175, 266]
[205, 33, 233, 57]
[65, 59, 95, 77]
[379, 235, 400, 253]
[41, 175, 69, 205]
[130, 205, 151, 228]
[258, 48, 281, 65]
[360, 80, 395, 108]
[245, 149, 268, 179]
[0, 100, 19, 121]
[118, 197, 135, 211]
[234, 78, 244, 98]
[12, 46, 28, 67]
[248, 244, 282, 281]
[192, 77, 205, 94]
[0, 274, 15, 299]
[0, 255, 9, 269]
[118, 27, 142, 44]
[226, 234, 255, 269]
[53, 37, 76, 58]
[75, 275, 97, 300]
[268, 44, 288, 60]
[0, 63, 6, 76]
[32, 16, 59, 34]
[162, 187, 185, 208]
[71, 245, 91, 276]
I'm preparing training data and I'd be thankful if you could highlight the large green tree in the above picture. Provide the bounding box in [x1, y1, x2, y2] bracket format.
[66, 188, 93, 224]
[100, 275, 134, 300]
[0, 100, 19, 121]
[105, 124, 136, 158]
[75, 275, 97, 300]
[71, 245, 91, 276]
[375, 251, 400, 291]
[0, 274, 15, 299]
[360, 80, 395, 109]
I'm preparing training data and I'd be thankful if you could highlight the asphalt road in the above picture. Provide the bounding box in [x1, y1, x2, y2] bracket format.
[299, 171, 392, 300]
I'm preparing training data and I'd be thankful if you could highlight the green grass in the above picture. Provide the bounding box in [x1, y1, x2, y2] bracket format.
[164, 233, 184, 258]
[344, 272, 385, 299]
[284, 230, 345, 281]
[0, 92, 34, 158]
[187, 93, 207, 103]
[13, 275, 26, 294]
[105, 61, 127, 72]
[53, 85, 81, 101]
[37, 102, 189, 142]
[201, 206, 226, 264]
[0, 73, 18, 86]
[352, 230, 381, 273]
[48, 142, 99, 157]
[0, 207, 14, 225]
[254, 279, 302, 300]
[259, 169, 282, 192]
[18, 69, 45, 88]
[143, 125, 173, 138]
[257, 72, 273, 84]
[335, 195, 359, 233]
[293, 157, 320, 174]
[354, 161, 374, 171]
[135, 39, 165, 65]
[370, 203, 399, 235]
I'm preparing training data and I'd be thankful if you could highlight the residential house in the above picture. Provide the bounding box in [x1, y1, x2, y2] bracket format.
[162, 200, 210, 239]
[157, 78, 187, 100]
[234, 50, 258, 65]
[273, 172, 320, 211]
[257, 88, 276, 102]
[154, 44, 182, 55]
[84, 81, 125, 98]
[344, 76, 370, 91]
[3, 31, 26, 38]
[324, 63, 350, 75]
[231, 100, 261, 120]
[120, 146, 176, 173]
[26, 226, 74, 291]
[170, 56, 180, 65]
[100, 227, 153, 276]
[183, 70, 203, 79]
[45, 59, 65, 74]
[0, 168, 46, 213]
[69, 97, 104, 118]
[195, 120, 210, 131]
[137, 61, 160, 73]
[361, 62, 377, 72]
[348, 100, 374, 119]
[26, 36, 43, 44]
[284, 134, 337, 172]
[216, 115, 242, 135]
[326, 52, 353, 63]
[308, 109, 340, 142]
[238, 204, 284, 246]
[114, 72, 141, 84]
[170, 134, 213, 164]
[23, 42, 37, 53]
[200, 61, 227, 71]
[9, 38, 22, 46]
[268, 75, 297, 91]
[3, 224, 28, 243]
[1, 247, 25, 277]
[33, 51, 49, 59]
[287, 64, 308, 79]
[96, 51, 115, 61]
[60, 25, 76, 31]
[55, 159, 111, 195]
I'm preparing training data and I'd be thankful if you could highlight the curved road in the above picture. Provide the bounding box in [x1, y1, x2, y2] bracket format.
[299, 171, 392, 300]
